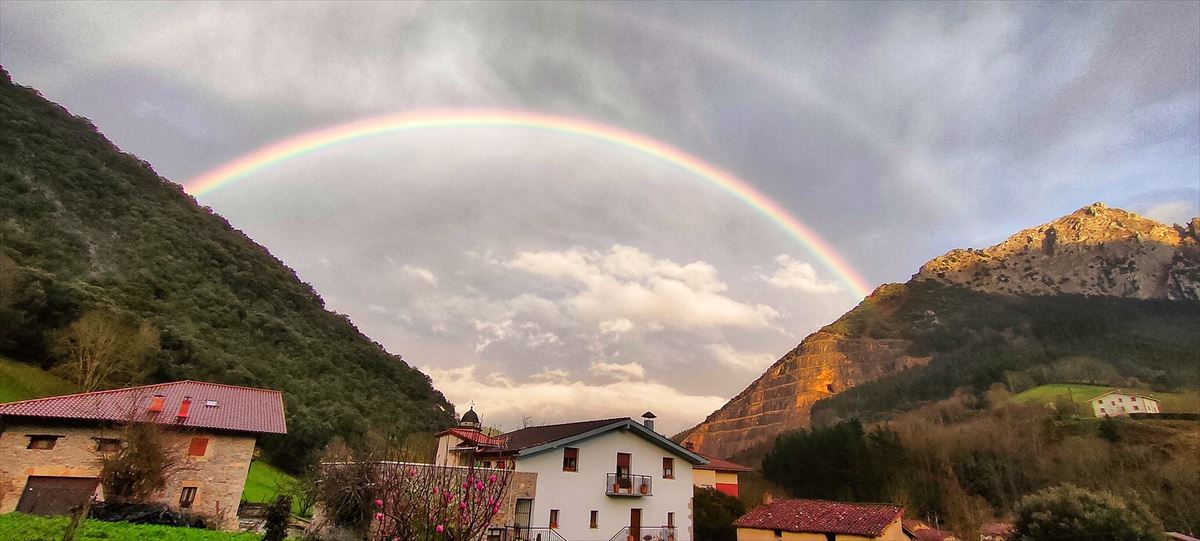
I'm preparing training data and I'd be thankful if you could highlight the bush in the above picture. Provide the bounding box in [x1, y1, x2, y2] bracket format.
[1013, 484, 1165, 541]
[694, 488, 746, 541]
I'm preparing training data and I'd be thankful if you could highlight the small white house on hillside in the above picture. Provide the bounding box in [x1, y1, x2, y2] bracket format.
[436, 409, 706, 541]
[1091, 390, 1160, 417]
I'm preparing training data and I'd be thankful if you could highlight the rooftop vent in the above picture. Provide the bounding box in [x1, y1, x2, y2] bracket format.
[148, 395, 165, 413]
[204, 400, 219, 408]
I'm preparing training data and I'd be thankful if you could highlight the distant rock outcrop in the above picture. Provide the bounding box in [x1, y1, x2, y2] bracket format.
[917, 203, 1200, 300]
[682, 203, 1200, 458]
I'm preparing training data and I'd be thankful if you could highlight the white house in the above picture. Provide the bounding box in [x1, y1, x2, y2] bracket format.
[1090, 390, 1160, 417]
[436, 410, 706, 541]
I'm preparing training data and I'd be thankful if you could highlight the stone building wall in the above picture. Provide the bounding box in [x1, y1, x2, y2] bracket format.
[0, 422, 256, 530]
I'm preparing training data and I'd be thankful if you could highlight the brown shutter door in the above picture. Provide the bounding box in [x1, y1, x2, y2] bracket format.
[188, 437, 209, 456]
[16, 477, 99, 516]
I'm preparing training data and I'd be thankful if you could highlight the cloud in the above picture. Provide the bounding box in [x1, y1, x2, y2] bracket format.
[598, 318, 634, 334]
[504, 245, 778, 329]
[589, 361, 646, 381]
[706, 343, 777, 372]
[423, 364, 726, 434]
[761, 255, 842, 294]
[367, 304, 388, 315]
[400, 265, 439, 286]
[1143, 200, 1197, 226]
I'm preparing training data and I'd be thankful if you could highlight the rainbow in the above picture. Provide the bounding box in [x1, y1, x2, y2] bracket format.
[186, 110, 872, 299]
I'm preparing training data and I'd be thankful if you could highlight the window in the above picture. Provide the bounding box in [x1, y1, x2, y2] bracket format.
[482, 461, 492, 468]
[204, 400, 219, 407]
[563, 447, 578, 472]
[773, 529, 783, 538]
[590, 510, 599, 529]
[187, 437, 209, 457]
[1100, 408, 1106, 413]
[95, 438, 122, 453]
[667, 512, 675, 528]
[549, 509, 559, 529]
[662, 457, 674, 479]
[1119, 397, 1124, 402]
[1134, 405, 1139, 411]
[179, 487, 197, 508]
[495, 460, 506, 469]
[26, 435, 59, 450]
[1097, 400, 1103, 405]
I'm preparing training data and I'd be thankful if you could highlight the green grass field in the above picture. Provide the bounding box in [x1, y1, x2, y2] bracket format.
[0, 513, 262, 541]
[1013, 383, 1200, 413]
[241, 461, 308, 516]
[0, 357, 76, 403]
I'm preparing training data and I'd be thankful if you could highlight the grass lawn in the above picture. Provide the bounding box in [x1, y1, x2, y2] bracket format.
[0, 357, 76, 403]
[241, 461, 307, 516]
[1013, 383, 1200, 413]
[0, 513, 262, 541]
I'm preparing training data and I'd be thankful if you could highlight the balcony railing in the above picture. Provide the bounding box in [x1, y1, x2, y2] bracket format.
[605, 473, 652, 496]
[607, 526, 677, 541]
[488, 527, 567, 541]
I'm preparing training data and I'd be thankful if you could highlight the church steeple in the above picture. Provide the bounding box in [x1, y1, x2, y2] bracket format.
[458, 403, 481, 431]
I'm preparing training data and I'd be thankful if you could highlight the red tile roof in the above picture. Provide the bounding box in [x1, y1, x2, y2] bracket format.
[693, 451, 752, 472]
[903, 519, 959, 541]
[0, 381, 286, 434]
[438, 427, 506, 447]
[734, 498, 903, 538]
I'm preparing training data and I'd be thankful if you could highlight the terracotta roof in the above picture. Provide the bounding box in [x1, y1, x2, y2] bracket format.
[0, 381, 286, 434]
[693, 451, 752, 472]
[903, 520, 959, 541]
[1090, 389, 1158, 402]
[734, 498, 902, 538]
[979, 523, 1015, 539]
[498, 418, 627, 451]
[438, 427, 506, 447]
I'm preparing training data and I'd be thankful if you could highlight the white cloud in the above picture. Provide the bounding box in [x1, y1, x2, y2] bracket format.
[400, 265, 440, 286]
[599, 318, 634, 334]
[423, 364, 727, 434]
[589, 361, 646, 381]
[504, 245, 778, 329]
[1143, 200, 1196, 226]
[367, 304, 388, 315]
[761, 255, 842, 294]
[706, 343, 777, 372]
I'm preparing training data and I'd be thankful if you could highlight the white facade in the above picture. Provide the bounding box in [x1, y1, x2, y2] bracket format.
[1091, 390, 1160, 417]
[514, 427, 694, 541]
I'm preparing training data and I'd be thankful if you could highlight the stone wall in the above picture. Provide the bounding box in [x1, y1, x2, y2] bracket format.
[0, 422, 256, 530]
[490, 470, 537, 529]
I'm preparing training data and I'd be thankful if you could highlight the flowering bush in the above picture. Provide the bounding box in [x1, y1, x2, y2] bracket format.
[369, 463, 513, 541]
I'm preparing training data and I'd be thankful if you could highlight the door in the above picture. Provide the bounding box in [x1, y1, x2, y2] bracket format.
[616, 452, 631, 487]
[630, 508, 642, 541]
[513, 498, 532, 537]
[16, 476, 99, 516]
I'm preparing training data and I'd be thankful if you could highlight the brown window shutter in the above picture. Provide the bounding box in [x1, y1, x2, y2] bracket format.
[188, 437, 209, 456]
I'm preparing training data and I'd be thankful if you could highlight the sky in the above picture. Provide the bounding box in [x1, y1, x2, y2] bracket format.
[2, 1, 1197, 434]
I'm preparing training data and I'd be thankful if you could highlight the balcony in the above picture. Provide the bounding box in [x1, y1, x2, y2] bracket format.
[606, 473, 652, 496]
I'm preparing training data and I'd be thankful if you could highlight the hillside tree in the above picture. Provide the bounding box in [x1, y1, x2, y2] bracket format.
[50, 309, 159, 391]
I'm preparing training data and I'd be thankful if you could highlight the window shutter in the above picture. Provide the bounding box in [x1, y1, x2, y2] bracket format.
[188, 437, 209, 456]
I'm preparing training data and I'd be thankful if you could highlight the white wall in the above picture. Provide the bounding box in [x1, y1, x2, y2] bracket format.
[515, 428, 694, 541]
[1091, 392, 1160, 417]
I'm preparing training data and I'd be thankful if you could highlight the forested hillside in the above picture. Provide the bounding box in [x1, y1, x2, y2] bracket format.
[0, 68, 453, 468]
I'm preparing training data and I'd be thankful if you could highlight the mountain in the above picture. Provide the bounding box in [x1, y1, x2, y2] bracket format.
[681, 204, 1200, 459]
[0, 68, 454, 468]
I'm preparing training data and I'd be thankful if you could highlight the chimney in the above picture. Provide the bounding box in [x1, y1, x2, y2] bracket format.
[641, 411, 657, 432]
[177, 397, 192, 419]
[763, 492, 773, 505]
[148, 395, 165, 413]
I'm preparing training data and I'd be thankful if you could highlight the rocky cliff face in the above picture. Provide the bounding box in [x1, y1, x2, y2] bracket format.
[917, 203, 1200, 300]
[683, 204, 1200, 458]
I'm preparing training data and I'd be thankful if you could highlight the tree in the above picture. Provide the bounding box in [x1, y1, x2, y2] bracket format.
[50, 309, 159, 391]
[694, 488, 746, 541]
[263, 495, 292, 541]
[1013, 484, 1165, 541]
[761, 419, 898, 501]
[96, 423, 192, 503]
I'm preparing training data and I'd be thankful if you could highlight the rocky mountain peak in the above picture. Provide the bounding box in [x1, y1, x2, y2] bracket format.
[917, 204, 1199, 300]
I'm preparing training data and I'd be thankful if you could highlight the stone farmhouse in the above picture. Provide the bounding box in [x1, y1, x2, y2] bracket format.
[0, 381, 286, 530]
[1090, 390, 1160, 417]
[436, 409, 706, 541]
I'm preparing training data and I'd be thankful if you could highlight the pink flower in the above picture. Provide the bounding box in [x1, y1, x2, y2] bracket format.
[374, 499, 383, 507]
[436, 524, 445, 533]
[459, 502, 466, 510]
[374, 512, 384, 521]
[488, 474, 497, 484]
[432, 487, 439, 495]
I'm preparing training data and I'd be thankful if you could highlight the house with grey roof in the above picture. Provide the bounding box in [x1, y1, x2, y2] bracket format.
[435, 409, 706, 541]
